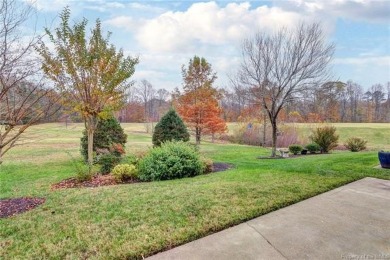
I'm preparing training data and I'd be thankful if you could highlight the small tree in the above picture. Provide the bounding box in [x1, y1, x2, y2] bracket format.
[238, 23, 335, 157]
[175, 56, 225, 145]
[37, 8, 138, 166]
[310, 126, 339, 153]
[204, 106, 228, 142]
[80, 115, 127, 162]
[152, 109, 189, 146]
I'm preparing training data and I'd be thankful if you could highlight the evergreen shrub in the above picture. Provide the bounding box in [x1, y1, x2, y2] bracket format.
[152, 109, 189, 147]
[138, 141, 203, 181]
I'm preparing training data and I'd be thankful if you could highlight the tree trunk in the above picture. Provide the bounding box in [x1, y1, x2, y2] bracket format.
[85, 116, 98, 167]
[87, 128, 94, 166]
[0, 139, 3, 165]
[271, 119, 277, 157]
[195, 127, 201, 145]
[263, 112, 267, 146]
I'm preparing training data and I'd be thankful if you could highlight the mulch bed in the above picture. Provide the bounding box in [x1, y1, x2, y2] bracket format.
[51, 174, 136, 190]
[212, 162, 234, 172]
[52, 162, 234, 190]
[258, 153, 327, 159]
[0, 197, 45, 218]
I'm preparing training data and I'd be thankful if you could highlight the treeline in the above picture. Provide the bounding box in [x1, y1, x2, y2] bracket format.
[35, 79, 389, 125]
[115, 80, 390, 124]
[221, 81, 390, 123]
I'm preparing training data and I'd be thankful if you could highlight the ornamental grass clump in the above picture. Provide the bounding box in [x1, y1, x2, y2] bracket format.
[310, 126, 339, 153]
[344, 137, 367, 152]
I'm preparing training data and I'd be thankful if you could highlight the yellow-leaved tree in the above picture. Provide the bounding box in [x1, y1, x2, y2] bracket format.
[36, 7, 138, 166]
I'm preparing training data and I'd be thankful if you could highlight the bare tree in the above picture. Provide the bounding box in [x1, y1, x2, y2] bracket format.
[0, 0, 60, 164]
[371, 84, 386, 122]
[136, 79, 156, 123]
[238, 23, 335, 156]
[156, 88, 169, 106]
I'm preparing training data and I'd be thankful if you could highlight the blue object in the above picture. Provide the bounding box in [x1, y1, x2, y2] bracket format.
[378, 151, 390, 168]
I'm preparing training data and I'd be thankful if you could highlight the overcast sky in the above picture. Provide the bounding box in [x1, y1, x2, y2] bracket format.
[25, 0, 390, 91]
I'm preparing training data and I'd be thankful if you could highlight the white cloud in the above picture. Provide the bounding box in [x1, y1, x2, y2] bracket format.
[277, 0, 390, 23]
[134, 2, 302, 52]
[105, 16, 136, 30]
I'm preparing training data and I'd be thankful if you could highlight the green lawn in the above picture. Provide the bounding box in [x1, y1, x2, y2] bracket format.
[227, 122, 390, 150]
[1, 123, 389, 259]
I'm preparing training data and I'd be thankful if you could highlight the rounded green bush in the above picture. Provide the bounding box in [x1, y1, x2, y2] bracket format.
[121, 154, 139, 165]
[344, 137, 367, 152]
[306, 143, 320, 153]
[138, 141, 204, 181]
[112, 164, 138, 182]
[289, 144, 303, 155]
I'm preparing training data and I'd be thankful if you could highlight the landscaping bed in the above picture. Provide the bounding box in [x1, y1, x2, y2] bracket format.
[51, 162, 233, 190]
[0, 197, 45, 218]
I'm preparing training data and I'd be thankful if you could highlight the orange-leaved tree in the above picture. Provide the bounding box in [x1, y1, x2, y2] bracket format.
[204, 105, 227, 142]
[175, 56, 226, 145]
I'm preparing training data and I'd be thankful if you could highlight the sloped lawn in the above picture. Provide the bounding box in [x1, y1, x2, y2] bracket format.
[1, 142, 389, 259]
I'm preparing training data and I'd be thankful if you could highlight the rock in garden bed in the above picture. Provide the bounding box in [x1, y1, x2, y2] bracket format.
[0, 197, 45, 218]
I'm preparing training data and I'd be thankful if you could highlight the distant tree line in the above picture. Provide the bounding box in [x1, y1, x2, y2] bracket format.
[221, 80, 390, 123]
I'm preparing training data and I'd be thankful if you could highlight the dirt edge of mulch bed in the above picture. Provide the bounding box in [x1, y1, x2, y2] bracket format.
[0, 197, 46, 218]
[51, 162, 234, 190]
[258, 153, 330, 159]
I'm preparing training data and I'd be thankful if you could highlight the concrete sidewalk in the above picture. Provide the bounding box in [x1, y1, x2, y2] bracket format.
[147, 177, 390, 260]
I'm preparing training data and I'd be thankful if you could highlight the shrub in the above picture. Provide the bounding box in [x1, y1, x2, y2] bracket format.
[152, 109, 190, 147]
[112, 164, 138, 182]
[121, 153, 139, 165]
[277, 125, 304, 148]
[227, 123, 265, 146]
[98, 153, 121, 174]
[66, 151, 93, 181]
[344, 137, 367, 152]
[201, 157, 213, 173]
[289, 144, 303, 155]
[306, 143, 320, 153]
[138, 141, 203, 181]
[310, 126, 339, 153]
[80, 115, 127, 162]
[75, 163, 92, 182]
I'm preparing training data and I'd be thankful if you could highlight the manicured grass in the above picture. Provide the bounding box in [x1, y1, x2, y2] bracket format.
[227, 122, 390, 150]
[294, 123, 390, 150]
[1, 123, 389, 259]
